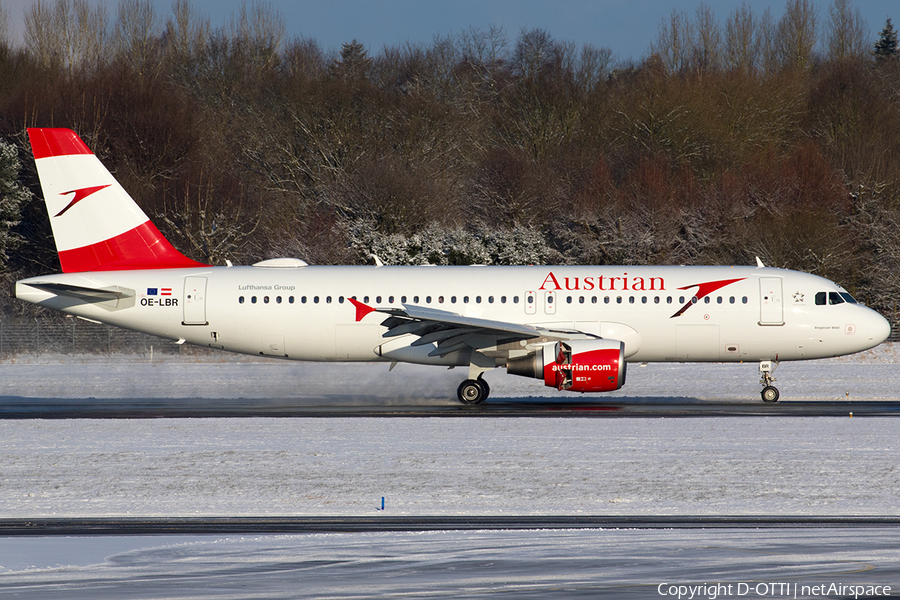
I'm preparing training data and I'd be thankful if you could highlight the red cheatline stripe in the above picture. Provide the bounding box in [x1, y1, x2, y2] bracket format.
[28, 128, 93, 160]
[57, 221, 208, 272]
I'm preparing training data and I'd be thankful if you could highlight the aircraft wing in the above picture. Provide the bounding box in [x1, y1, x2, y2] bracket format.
[377, 304, 587, 358]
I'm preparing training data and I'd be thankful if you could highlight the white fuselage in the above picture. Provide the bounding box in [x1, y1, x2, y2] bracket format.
[16, 264, 891, 366]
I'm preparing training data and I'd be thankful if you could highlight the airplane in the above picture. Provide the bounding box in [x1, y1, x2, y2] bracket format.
[15, 128, 892, 404]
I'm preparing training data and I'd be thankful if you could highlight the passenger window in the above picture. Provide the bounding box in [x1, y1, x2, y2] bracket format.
[729, 296, 735, 304]
[742, 296, 748, 304]
[488, 296, 494, 303]
[654, 296, 660, 304]
[667, 297, 672, 304]
[476, 296, 482, 303]
[413, 296, 419, 303]
[263, 296, 270, 304]
[376, 296, 382, 303]
[251, 296, 257, 304]
[276, 296, 282, 304]
[388, 296, 394, 303]
[566, 296, 573, 304]
[716, 296, 722, 304]
[513, 296, 519, 304]
[604, 297, 610, 304]
[451, 296, 457, 303]
[616, 297, 622, 304]
[592, 296, 597, 304]
[464, 296, 470, 303]
[426, 296, 432, 303]
[326, 296, 332, 304]
[641, 296, 647, 304]
[301, 296, 307, 304]
[438, 296, 444, 303]
[401, 295, 407, 303]
[703, 297, 710, 304]
[289, 296, 295, 304]
[339, 296, 344, 303]
[364, 296, 369, 303]
[314, 296, 319, 304]
[579, 296, 585, 304]
[501, 296, 507, 303]
[239, 296, 245, 304]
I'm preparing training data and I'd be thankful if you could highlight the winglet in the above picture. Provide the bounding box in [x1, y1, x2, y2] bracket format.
[348, 297, 376, 321]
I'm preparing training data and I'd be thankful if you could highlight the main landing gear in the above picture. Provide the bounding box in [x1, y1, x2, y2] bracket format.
[759, 360, 780, 403]
[457, 375, 490, 405]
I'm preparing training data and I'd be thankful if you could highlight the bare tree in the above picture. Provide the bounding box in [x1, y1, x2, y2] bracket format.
[651, 9, 693, 75]
[692, 3, 722, 74]
[775, 0, 818, 72]
[725, 3, 760, 73]
[164, 0, 210, 73]
[0, 3, 11, 48]
[825, 0, 869, 61]
[576, 45, 615, 92]
[225, 0, 285, 73]
[113, 0, 162, 74]
[758, 8, 780, 74]
[24, 0, 108, 74]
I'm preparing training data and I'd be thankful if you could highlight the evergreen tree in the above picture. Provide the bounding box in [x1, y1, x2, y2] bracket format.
[0, 139, 29, 269]
[873, 17, 898, 60]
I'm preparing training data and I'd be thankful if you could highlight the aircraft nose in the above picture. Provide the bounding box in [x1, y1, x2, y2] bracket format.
[865, 309, 891, 346]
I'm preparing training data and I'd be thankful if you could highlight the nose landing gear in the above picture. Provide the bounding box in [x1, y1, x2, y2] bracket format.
[759, 360, 780, 402]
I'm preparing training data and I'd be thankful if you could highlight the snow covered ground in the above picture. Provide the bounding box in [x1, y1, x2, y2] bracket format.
[0, 344, 897, 518]
[0, 346, 898, 597]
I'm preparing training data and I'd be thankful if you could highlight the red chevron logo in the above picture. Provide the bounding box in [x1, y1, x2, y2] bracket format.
[54, 184, 111, 217]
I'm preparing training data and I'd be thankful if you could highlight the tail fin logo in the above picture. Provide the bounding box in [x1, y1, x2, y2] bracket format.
[54, 184, 111, 217]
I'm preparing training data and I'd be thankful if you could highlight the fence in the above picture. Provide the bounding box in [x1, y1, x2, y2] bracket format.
[0, 317, 192, 359]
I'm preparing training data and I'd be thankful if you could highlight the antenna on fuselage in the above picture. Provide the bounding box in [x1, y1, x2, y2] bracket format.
[755, 257, 766, 268]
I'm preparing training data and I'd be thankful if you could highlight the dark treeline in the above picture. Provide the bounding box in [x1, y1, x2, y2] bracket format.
[1, 0, 900, 322]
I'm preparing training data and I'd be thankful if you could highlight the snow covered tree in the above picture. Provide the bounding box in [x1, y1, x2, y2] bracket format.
[0, 139, 30, 269]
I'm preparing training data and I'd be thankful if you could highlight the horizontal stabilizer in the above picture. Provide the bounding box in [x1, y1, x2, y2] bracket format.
[24, 282, 136, 311]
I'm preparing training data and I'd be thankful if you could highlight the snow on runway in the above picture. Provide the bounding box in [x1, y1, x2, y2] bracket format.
[0, 344, 897, 518]
[1, 416, 898, 517]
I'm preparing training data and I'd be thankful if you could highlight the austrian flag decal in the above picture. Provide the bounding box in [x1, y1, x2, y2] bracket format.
[147, 288, 172, 296]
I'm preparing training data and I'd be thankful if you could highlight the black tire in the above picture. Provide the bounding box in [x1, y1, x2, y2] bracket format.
[457, 379, 488, 405]
[476, 375, 490, 397]
[761, 385, 780, 403]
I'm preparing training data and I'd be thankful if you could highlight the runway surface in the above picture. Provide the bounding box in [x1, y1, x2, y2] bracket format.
[3, 515, 900, 535]
[2, 396, 899, 418]
[1, 526, 897, 599]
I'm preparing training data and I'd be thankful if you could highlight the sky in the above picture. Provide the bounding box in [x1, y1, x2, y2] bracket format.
[2, 0, 898, 64]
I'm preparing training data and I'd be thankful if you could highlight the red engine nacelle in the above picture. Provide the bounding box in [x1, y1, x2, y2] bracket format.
[507, 339, 626, 393]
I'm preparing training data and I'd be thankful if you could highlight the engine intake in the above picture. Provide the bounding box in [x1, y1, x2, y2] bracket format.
[507, 339, 626, 393]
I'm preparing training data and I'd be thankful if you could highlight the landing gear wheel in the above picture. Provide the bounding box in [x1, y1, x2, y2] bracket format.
[761, 386, 780, 403]
[457, 379, 489, 405]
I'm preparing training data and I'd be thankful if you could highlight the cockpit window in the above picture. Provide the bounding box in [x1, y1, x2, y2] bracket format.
[817, 291, 858, 306]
